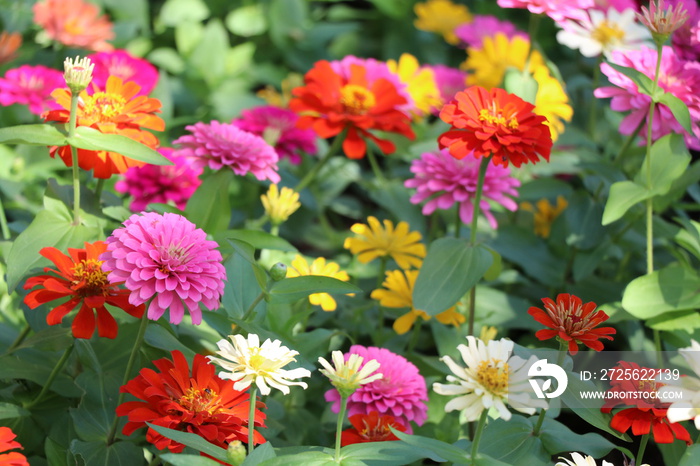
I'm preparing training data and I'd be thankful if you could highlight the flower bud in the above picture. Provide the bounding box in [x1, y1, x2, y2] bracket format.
[226, 440, 246, 466]
[63, 56, 94, 94]
[269, 262, 287, 282]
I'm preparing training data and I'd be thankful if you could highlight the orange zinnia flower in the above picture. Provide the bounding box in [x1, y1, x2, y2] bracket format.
[117, 350, 266, 452]
[527, 293, 616, 355]
[0, 31, 21, 65]
[43, 75, 164, 179]
[23, 241, 144, 339]
[289, 60, 414, 159]
[438, 86, 553, 168]
[0, 427, 28, 466]
[341, 411, 407, 446]
[33, 0, 114, 52]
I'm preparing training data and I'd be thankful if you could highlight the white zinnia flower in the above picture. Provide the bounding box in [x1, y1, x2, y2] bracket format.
[555, 452, 614, 466]
[318, 351, 383, 397]
[207, 333, 311, 396]
[432, 336, 547, 422]
[659, 339, 700, 428]
[556, 8, 652, 58]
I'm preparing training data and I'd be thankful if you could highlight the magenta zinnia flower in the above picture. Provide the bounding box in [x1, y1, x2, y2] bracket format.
[0, 65, 64, 115]
[101, 212, 226, 325]
[455, 15, 526, 49]
[497, 0, 595, 22]
[115, 148, 202, 212]
[88, 50, 159, 96]
[325, 345, 428, 433]
[173, 121, 280, 183]
[405, 149, 520, 229]
[595, 45, 700, 149]
[232, 105, 317, 164]
[670, 0, 700, 61]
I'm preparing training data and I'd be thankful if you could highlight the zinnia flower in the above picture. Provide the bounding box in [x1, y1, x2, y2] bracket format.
[438, 86, 553, 168]
[670, 0, 700, 61]
[289, 60, 414, 159]
[455, 15, 526, 49]
[325, 345, 429, 432]
[341, 412, 407, 446]
[115, 147, 203, 212]
[637, 0, 689, 40]
[413, 0, 472, 44]
[42, 75, 164, 179]
[532, 66, 574, 142]
[100, 212, 226, 325]
[173, 121, 280, 183]
[116, 350, 266, 452]
[528, 293, 616, 354]
[386, 53, 442, 119]
[23, 241, 144, 339]
[0, 31, 22, 65]
[555, 453, 614, 466]
[33, 0, 114, 52]
[0, 65, 64, 115]
[208, 334, 311, 396]
[433, 336, 548, 421]
[286, 255, 351, 312]
[0, 427, 29, 466]
[405, 148, 520, 229]
[344, 216, 426, 270]
[261, 184, 300, 226]
[660, 340, 700, 428]
[426, 64, 468, 112]
[521, 196, 569, 238]
[318, 351, 383, 397]
[88, 50, 159, 96]
[232, 105, 318, 164]
[497, 0, 595, 22]
[371, 269, 466, 335]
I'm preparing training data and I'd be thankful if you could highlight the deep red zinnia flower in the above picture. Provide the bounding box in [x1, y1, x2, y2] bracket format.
[23, 241, 144, 339]
[289, 60, 415, 159]
[438, 86, 553, 168]
[341, 411, 407, 446]
[116, 350, 266, 452]
[0, 427, 28, 466]
[528, 293, 616, 355]
[609, 407, 691, 444]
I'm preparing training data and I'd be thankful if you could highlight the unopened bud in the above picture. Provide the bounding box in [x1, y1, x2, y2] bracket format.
[226, 440, 246, 466]
[270, 262, 287, 281]
[63, 56, 94, 94]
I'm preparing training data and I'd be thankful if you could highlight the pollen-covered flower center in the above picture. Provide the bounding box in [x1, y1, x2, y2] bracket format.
[591, 21, 625, 46]
[476, 359, 509, 395]
[81, 92, 127, 122]
[360, 420, 393, 441]
[478, 108, 519, 130]
[340, 84, 376, 114]
[178, 387, 221, 415]
[72, 259, 109, 291]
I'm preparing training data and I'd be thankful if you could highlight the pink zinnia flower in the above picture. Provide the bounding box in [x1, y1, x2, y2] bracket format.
[325, 345, 428, 433]
[0, 65, 64, 115]
[173, 121, 280, 183]
[455, 15, 527, 49]
[497, 0, 595, 22]
[88, 50, 159, 96]
[425, 64, 467, 113]
[115, 148, 202, 212]
[670, 0, 700, 61]
[405, 149, 520, 229]
[593, 0, 639, 12]
[232, 105, 317, 164]
[101, 212, 226, 325]
[33, 0, 114, 52]
[595, 45, 700, 149]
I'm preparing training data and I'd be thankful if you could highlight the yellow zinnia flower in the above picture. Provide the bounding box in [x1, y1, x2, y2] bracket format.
[520, 196, 568, 238]
[286, 255, 350, 311]
[371, 269, 465, 334]
[532, 66, 573, 142]
[414, 0, 472, 45]
[261, 184, 301, 226]
[387, 53, 442, 119]
[344, 216, 426, 270]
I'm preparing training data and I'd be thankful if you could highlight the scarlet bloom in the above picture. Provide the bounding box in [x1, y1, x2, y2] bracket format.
[42, 75, 164, 179]
[116, 350, 266, 452]
[23, 241, 144, 339]
[528, 293, 616, 355]
[33, 0, 114, 52]
[289, 60, 415, 159]
[0, 427, 28, 466]
[438, 86, 553, 168]
[341, 412, 407, 446]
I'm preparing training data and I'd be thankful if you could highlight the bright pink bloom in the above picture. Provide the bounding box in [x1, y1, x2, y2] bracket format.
[232, 105, 317, 164]
[101, 212, 226, 325]
[455, 15, 527, 49]
[497, 0, 595, 22]
[426, 64, 467, 112]
[595, 45, 700, 149]
[115, 148, 202, 212]
[593, 0, 639, 11]
[325, 345, 428, 433]
[173, 121, 280, 183]
[405, 149, 520, 229]
[87, 50, 159, 96]
[0, 65, 64, 115]
[670, 0, 700, 61]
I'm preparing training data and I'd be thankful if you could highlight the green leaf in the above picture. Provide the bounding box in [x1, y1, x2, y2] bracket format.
[635, 133, 691, 197]
[144, 323, 196, 357]
[622, 265, 700, 319]
[147, 424, 229, 462]
[480, 416, 549, 466]
[601, 180, 650, 225]
[160, 454, 222, 466]
[657, 93, 694, 135]
[392, 431, 470, 463]
[45, 437, 70, 466]
[68, 126, 171, 165]
[341, 440, 437, 465]
[70, 370, 121, 442]
[226, 5, 267, 37]
[607, 63, 658, 98]
[483, 247, 502, 281]
[679, 444, 700, 466]
[504, 68, 539, 105]
[539, 418, 616, 458]
[260, 450, 336, 466]
[159, 0, 210, 27]
[413, 239, 492, 316]
[0, 402, 29, 421]
[242, 442, 276, 465]
[647, 310, 700, 332]
[268, 276, 360, 302]
[221, 252, 266, 319]
[0, 124, 67, 146]
[216, 229, 297, 253]
[70, 439, 143, 466]
[185, 170, 233, 235]
[12, 327, 73, 352]
[189, 18, 229, 87]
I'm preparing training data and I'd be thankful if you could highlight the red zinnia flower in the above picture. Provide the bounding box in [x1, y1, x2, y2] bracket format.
[438, 86, 553, 168]
[116, 350, 266, 452]
[0, 427, 28, 466]
[23, 241, 144, 339]
[289, 60, 415, 159]
[341, 411, 407, 446]
[608, 407, 691, 444]
[528, 293, 616, 355]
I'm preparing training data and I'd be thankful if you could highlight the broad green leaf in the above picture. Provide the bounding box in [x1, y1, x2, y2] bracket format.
[647, 310, 700, 332]
[190, 19, 229, 87]
[260, 450, 336, 466]
[216, 229, 297, 253]
[147, 424, 229, 462]
[242, 442, 276, 465]
[13, 327, 73, 352]
[622, 265, 700, 319]
[635, 133, 691, 197]
[483, 247, 502, 281]
[185, 170, 233, 234]
[68, 126, 171, 165]
[341, 440, 435, 465]
[679, 444, 700, 466]
[70, 370, 122, 442]
[221, 252, 266, 319]
[657, 93, 694, 135]
[45, 437, 70, 466]
[601, 180, 649, 225]
[144, 323, 196, 357]
[226, 5, 267, 37]
[268, 276, 360, 301]
[268, 0, 309, 48]
[0, 124, 67, 146]
[0, 402, 29, 420]
[539, 418, 616, 458]
[70, 439, 143, 466]
[675, 218, 700, 260]
[480, 416, 549, 466]
[160, 454, 222, 466]
[504, 68, 539, 105]
[607, 63, 658, 98]
[491, 226, 565, 286]
[159, 0, 210, 27]
[413, 239, 492, 316]
[392, 431, 470, 463]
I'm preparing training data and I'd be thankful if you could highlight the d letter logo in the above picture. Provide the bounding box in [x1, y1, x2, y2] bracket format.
[528, 359, 568, 399]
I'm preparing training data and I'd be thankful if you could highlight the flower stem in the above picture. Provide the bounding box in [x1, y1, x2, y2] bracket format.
[4, 324, 31, 355]
[295, 128, 347, 192]
[106, 312, 150, 445]
[25, 344, 74, 409]
[242, 291, 265, 322]
[0, 197, 10, 240]
[454, 204, 462, 238]
[636, 432, 650, 465]
[467, 157, 491, 336]
[470, 410, 488, 464]
[613, 118, 645, 165]
[248, 385, 257, 455]
[68, 91, 81, 226]
[335, 396, 348, 462]
[94, 178, 105, 204]
[532, 409, 546, 436]
[365, 143, 386, 183]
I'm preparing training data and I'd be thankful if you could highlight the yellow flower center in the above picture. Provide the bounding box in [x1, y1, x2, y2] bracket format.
[81, 92, 127, 123]
[476, 359, 509, 396]
[479, 108, 519, 130]
[248, 348, 267, 372]
[178, 387, 221, 415]
[72, 259, 109, 289]
[340, 84, 376, 114]
[591, 21, 625, 46]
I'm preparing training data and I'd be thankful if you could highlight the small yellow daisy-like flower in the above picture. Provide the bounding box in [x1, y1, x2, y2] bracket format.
[256, 73, 304, 107]
[371, 269, 465, 335]
[532, 66, 573, 142]
[344, 216, 426, 270]
[286, 255, 351, 311]
[479, 325, 498, 343]
[520, 196, 568, 238]
[387, 53, 442, 119]
[414, 0, 472, 45]
[318, 350, 383, 398]
[261, 184, 301, 226]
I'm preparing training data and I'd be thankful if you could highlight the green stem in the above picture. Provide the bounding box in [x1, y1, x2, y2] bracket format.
[454, 204, 462, 238]
[557, 339, 568, 366]
[636, 432, 650, 465]
[248, 385, 258, 455]
[0, 197, 10, 240]
[644, 44, 663, 277]
[467, 157, 491, 336]
[406, 320, 423, 353]
[4, 324, 31, 355]
[106, 312, 150, 445]
[26, 344, 74, 409]
[613, 118, 645, 165]
[532, 409, 546, 437]
[588, 55, 603, 139]
[94, 178, 105, 204]
[242, 292, 265, 322]
[365, 144, 386, 183]
[335, 396, 349, 462]
[470, 410, 488, 464]
[295, 128, 347, 192]
[68, 92, 81, 226]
